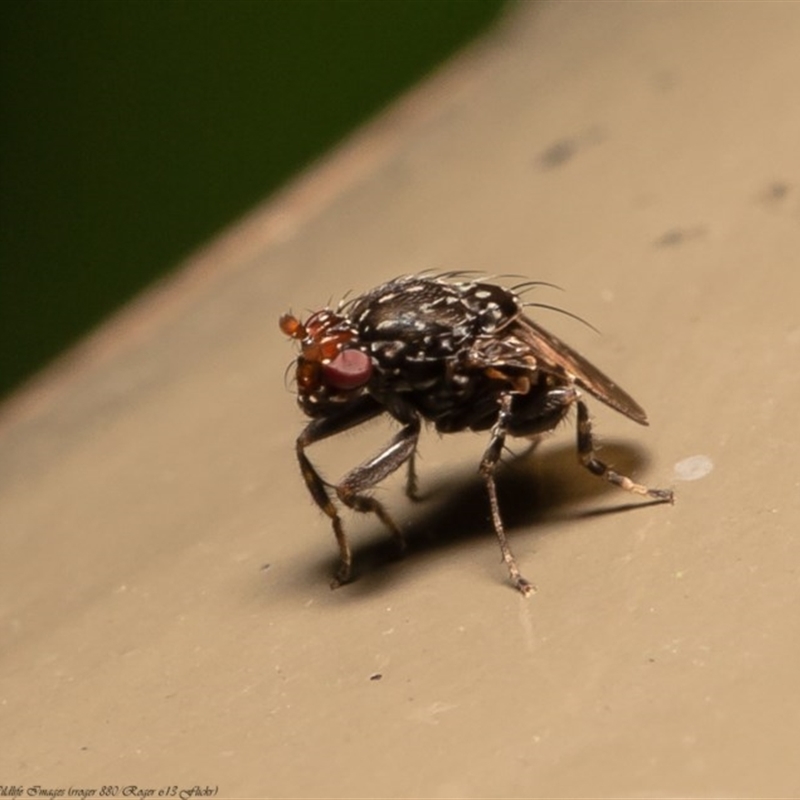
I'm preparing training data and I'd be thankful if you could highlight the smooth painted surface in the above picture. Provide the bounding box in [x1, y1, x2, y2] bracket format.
[2, 3, 800, 796]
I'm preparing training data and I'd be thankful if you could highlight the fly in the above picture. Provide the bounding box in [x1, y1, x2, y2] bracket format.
[280, 274, 673, 596]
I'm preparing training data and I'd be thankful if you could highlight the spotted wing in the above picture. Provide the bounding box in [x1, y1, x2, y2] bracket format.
[509, 315, 649, 425]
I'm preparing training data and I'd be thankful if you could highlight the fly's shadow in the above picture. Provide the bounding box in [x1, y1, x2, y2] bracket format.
[307, 438, 658, 595]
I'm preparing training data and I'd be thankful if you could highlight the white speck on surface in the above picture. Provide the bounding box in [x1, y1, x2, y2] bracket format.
[674, 454, 713, 481]
[408, 701, 458, 726]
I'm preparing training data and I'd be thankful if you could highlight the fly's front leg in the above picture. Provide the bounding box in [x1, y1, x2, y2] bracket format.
[480, 394, 535, 597]
[335, 413, 421, 579]
[577, 400, 674, 503]
[296, 395, 385, 588]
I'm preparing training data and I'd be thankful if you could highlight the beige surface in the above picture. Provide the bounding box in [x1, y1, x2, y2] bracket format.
[3, 2, 800, 797]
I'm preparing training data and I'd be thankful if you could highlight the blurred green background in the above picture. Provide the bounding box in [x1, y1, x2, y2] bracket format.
[0, 0, 508, 401]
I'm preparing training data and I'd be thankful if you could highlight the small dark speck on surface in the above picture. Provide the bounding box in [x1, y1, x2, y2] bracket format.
[538, 138, 577, 170]
[370, 673, 383, 681]
[654, 226, 706, 247]
[260, 563, 271, 572]
[760, 181, 791, 204]
[537, 129, 605, 170]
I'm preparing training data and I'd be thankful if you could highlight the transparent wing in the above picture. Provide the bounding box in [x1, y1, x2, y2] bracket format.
[510, 315, 649, 425]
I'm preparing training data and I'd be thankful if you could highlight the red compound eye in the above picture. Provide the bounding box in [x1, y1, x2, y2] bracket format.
[323, 349, 373, 390]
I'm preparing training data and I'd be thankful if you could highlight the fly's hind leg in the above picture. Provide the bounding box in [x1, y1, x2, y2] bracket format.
[577, 400, 674, 503]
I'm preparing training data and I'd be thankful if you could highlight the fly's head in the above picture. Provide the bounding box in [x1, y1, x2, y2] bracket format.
[280, 308, 373, 416]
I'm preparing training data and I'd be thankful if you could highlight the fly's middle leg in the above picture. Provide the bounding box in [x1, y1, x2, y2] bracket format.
[480, 394, 535, 597]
